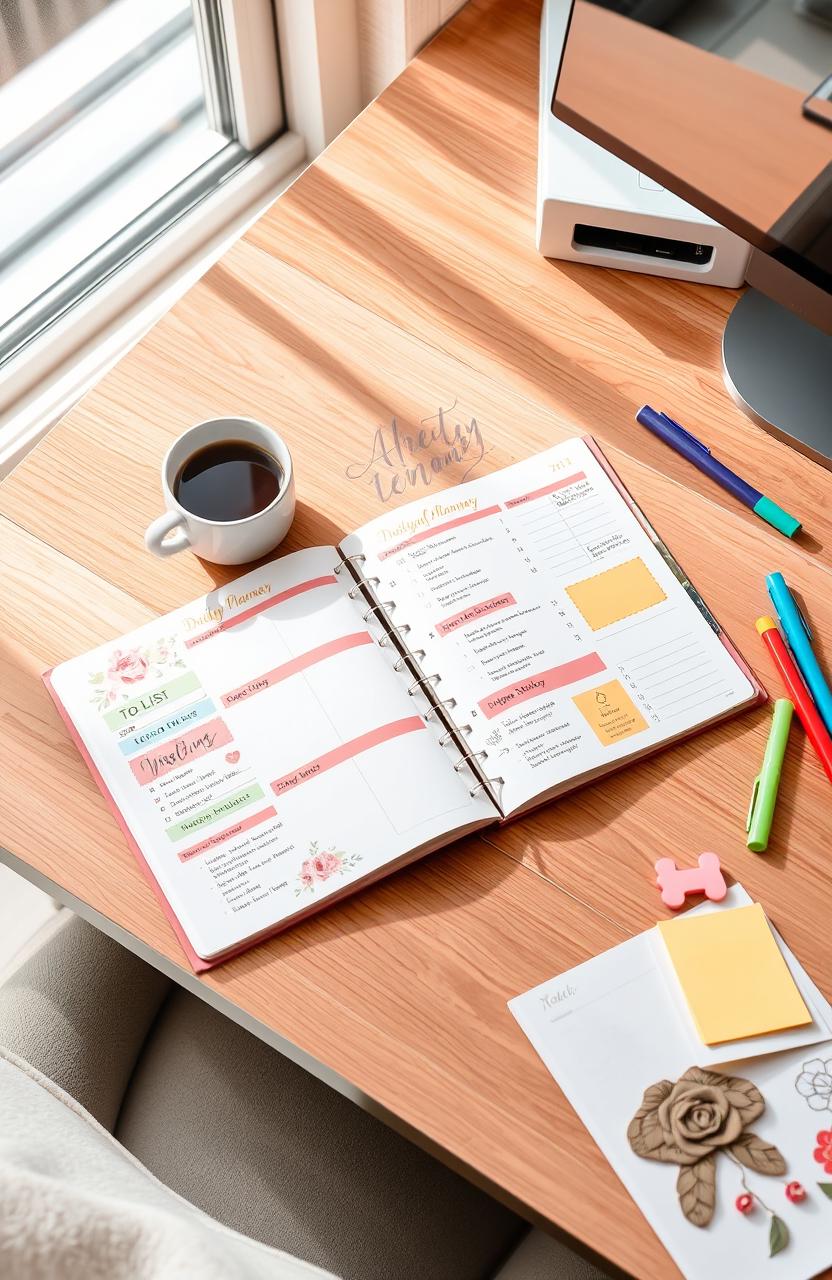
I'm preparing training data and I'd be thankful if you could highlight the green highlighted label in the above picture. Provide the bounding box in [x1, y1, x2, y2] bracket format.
[104, 671, 202, 731]
[166, 785, 265, 842]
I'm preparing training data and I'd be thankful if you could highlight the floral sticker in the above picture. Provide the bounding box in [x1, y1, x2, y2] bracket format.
[88, 636, 186, 710]
[795, 1057, 832, 1112]
[814, 1129, 832, 1174]
[295, 840, 362, 896]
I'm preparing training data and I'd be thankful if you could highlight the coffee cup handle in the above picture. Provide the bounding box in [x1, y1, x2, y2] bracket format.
[145, 510, 191, 558]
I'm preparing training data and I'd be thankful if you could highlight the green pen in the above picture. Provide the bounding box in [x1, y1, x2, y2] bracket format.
[746, 699, 794, 852]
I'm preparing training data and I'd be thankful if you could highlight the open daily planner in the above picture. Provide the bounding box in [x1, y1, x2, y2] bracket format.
[46, 436, 762, 967]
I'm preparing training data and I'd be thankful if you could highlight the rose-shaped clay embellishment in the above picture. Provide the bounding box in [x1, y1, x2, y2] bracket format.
[628, 1066, 785, 1227]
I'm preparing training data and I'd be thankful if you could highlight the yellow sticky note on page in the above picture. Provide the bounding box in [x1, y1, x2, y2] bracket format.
[658, 904, 811, 1045]
[565, 557, 666, 631]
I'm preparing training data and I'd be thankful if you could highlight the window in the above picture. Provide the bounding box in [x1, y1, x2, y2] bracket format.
[0, 0, 286, 368]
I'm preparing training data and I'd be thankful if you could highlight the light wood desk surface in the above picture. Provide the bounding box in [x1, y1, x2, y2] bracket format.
[2, 2, 832, 1275]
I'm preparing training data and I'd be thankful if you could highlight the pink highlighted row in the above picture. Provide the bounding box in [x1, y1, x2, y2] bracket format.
[271, 716, 425, 796]
[130, 716, 232, 785]
[375, 472, 586, 561]
[503, 471, 586, 508]
[178, 807, 278, 863]
[378, 506, 501, 560]
[479, 652, 605, 719]
[185, 574, 338, 648]
[221, 632, 372, 707]
[436, 593, 516, 636]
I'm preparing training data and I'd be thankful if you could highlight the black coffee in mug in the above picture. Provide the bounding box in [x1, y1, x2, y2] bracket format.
[174, 440, 284, 523]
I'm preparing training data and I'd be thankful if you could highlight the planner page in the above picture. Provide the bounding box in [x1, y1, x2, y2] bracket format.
[49, 547, 496, 960]
[342, 438, 756, 816]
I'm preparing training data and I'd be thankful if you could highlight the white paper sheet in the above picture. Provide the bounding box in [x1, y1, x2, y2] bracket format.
[509, 887, 832, 1280]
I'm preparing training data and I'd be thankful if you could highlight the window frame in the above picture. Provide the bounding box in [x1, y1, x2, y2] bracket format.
[0, 0, 296, 425]
[0, 0, 374, 473]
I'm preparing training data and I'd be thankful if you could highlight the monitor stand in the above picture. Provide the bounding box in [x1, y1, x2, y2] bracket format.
[722, 289, 832, 471]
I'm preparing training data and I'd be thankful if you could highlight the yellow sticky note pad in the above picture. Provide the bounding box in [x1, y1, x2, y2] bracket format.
[572, 679, 648, 746]
[566, 557, 666, 631]
[658, 904, 812, 1045]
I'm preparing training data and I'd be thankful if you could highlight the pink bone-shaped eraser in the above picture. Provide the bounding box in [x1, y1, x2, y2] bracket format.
[654, 852, 727, 910]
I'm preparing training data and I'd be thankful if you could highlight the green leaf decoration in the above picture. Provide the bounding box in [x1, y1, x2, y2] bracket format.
[729, 1132, 786, 1177]
[769, 1214, 789, 1258]
[88, 672, 104, 684]
[817, 1183, 832, 1199]
[676, 1154, 716, 1227]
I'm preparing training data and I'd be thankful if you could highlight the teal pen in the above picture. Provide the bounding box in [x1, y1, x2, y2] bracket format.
[766, 572, 832, 737]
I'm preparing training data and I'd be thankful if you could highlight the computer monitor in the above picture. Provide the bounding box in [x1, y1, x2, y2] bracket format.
[551, 0, 832, 468]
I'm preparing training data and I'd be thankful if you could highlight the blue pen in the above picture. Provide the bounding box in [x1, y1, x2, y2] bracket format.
[636, 406, 801, 539]
[766, 572, 832, 736]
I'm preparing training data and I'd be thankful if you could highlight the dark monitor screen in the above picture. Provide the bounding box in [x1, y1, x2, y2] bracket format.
[552, 0, 832, 329]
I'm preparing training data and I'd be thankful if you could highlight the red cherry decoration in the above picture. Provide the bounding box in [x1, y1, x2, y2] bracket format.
[785, 1181, 806, 1203]
[735, 1192, 754, 1214]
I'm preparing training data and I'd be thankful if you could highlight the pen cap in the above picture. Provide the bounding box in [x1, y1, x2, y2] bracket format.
[747, 698, 794, 852]
[753, 497, 801, 539]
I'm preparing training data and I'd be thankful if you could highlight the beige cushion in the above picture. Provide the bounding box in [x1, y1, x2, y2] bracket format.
[0, 913, 170, 1130]
[494, 1226, 612, 1280]
[116, 988, 525, 1280]
[0, 1045, 339, 1280]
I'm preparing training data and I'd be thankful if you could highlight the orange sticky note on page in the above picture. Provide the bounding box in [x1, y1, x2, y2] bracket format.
[658, 904, 812, 1045]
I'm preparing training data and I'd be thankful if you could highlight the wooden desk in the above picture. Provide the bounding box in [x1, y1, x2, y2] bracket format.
[1, 1, 831, 1275]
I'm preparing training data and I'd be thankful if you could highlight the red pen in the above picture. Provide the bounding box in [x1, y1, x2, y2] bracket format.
[757, 616, 832, 784]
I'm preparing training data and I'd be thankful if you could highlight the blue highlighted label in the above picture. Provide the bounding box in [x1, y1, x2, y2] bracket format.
[118, 696, 217, 756]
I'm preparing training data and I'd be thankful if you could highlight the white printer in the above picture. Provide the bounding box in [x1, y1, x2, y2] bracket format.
[537, 0, 750, 286]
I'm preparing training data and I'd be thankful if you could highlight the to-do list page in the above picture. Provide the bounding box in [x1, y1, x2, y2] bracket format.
[49, 547, 494, 959]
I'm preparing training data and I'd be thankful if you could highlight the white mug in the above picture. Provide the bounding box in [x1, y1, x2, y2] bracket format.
[145, 417, 295, 565]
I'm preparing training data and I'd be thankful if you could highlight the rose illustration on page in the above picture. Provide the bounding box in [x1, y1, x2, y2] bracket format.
[795, 1058, 832, 1111]
[108, 647, 149, 685]
[296, 841, 363, 895]
[88, 636, 186, 710]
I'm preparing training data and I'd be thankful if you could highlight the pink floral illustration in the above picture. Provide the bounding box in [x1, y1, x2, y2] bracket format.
[88, 634, 186, 711]
[296, 841, 362, 895]
[107, 647, 149, 685]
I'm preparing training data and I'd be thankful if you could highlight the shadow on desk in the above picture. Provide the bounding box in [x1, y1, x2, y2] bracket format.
[206, 832, 518, 983]
[194, 502, 349, 593]
[485, 701, 803, 909]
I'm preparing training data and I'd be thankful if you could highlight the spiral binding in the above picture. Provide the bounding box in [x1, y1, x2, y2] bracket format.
[348, 576, 380, 599]
[362, 600, 396, 621]
[393, 649, 425, 672]
[334, 554, 366, 575]
[425, 698, 457, 719]
[378, 622, 411, 646]
[469, 777, 504, 797]
[407, 673, 441, 696]
[335, 553, 503, 801]
[454, 748, 487, 772]
[439, 724, 471, 745]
